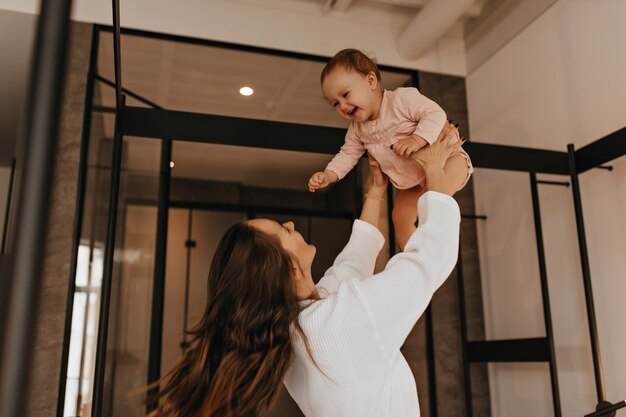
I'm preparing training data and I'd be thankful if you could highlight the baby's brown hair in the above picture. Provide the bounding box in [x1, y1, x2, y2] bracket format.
[321, 49, 381, 85]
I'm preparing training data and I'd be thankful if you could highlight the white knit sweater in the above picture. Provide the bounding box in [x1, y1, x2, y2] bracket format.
[284, 191, 460, 417]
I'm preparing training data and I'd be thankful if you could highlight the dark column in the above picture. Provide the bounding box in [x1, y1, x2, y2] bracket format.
[0, 1, 74, 417]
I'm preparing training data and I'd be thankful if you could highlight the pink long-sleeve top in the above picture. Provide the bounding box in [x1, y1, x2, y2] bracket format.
[325, 87, 469, 190]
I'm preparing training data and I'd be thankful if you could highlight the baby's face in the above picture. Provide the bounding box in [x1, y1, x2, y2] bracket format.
[322, 67, 379, 122]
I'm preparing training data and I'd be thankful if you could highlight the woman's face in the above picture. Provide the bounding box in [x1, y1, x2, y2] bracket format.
[248, 219, 317, 273]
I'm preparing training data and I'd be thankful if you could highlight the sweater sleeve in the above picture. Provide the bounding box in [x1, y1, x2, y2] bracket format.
[353, 191, 460, 354]
[396, 87, 447, 145]
[316, 220, 385, 296]
[325, 124, 366, 181]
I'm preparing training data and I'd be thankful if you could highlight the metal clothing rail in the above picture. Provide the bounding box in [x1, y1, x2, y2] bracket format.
[567, 144, 616, 415]
[458, 172, 563, 417]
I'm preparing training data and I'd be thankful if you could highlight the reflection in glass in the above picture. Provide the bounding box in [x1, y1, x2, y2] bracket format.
[62, 112, 163, 416]
[97, 32, 410, 129]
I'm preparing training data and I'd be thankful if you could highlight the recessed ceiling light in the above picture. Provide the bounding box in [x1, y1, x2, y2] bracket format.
[169, 161, 175, 168]
[239, 86, 254, 96]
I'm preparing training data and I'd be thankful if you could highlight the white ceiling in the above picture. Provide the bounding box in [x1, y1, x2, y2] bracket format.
[97, 32, 412, 128]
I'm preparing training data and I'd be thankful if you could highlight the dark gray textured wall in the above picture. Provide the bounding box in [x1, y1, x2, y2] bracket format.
[25, 21, 93, 417]
[416, 72, 491, 417]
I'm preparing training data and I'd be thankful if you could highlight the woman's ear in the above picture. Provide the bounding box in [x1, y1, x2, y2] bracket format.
[291, 264, 305, 282]
[287, 252, 305, 281]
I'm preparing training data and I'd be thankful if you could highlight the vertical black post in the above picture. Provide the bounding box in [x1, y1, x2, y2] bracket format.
[456, 242, 473, 417]
[424, 306, 438, 417]
[183, 209, 193, 341]
[0, 0, 73, 416]
[567, 144, 606, 405]
[92, 1, 123, 414]
[408, 68, 439, 417]
[111, 0, 123, 113]
[91, 96, 125, 417]
[146, 139, 172, 412]
[1, 158, 16, 254]
[386, 185, 395, 257]
[529, 172, 562, 417]
[55, 25, 100, 417]
[354, 159, 363, 222]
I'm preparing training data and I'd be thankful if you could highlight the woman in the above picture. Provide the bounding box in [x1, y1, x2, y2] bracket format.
[148, 122, 464, 417]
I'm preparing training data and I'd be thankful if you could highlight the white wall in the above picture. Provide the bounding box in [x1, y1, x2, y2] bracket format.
[466, 0, 626, 415]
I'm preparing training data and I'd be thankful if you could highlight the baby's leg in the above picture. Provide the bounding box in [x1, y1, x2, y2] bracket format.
[392, 186, 425, 251]
[441, 154, 472, 196]
[392, 155, 469, 250]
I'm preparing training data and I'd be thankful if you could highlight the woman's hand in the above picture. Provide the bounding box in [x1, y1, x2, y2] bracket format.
[411, 122, 463, 170]
[360, 155, 388, 229]
[411, 122, 464, 195]
[366, 155, 388, 198]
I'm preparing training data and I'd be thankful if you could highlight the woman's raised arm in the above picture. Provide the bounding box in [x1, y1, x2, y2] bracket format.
[355, 123, 463, 355]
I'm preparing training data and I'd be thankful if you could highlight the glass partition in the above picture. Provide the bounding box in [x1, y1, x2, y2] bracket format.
[62, 26, 412, 417]
[62, 95, 164, 415]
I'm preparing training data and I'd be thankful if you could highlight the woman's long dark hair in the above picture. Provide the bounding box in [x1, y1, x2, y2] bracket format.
[147, 222, 309, 417]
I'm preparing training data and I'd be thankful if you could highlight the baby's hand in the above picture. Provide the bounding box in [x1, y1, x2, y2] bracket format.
[308, 170, 337, 192]
[391, 135, 428, 158]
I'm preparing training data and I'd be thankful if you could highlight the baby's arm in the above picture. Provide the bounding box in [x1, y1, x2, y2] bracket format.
[392, 88, 447, 158]
[392, 135, 429, 158]
[308, 170, 338, 192]
[308, 127, 365, 191]
[402, 88, 447, 144]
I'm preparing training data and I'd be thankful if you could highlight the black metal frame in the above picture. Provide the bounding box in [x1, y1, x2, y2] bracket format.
[459, 172, 564, 415]
[569, 143, 605, 400]
[1, 158, 16, 255]
[95, 25, 419, 76]
[52, 13, 626, 417]
[91, 0, 124, 414]
[456, 242, 473, 416]
[182, 208, 193, 352]
[567, 144, 619, 416]
[530, 172, 562, 417]
[168, 200, 354, 220]
[407, 71, 439, 417]
[146, 138, 171, 413]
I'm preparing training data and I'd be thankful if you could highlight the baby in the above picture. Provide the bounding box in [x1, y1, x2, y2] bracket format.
[308, 49, 473, 250]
